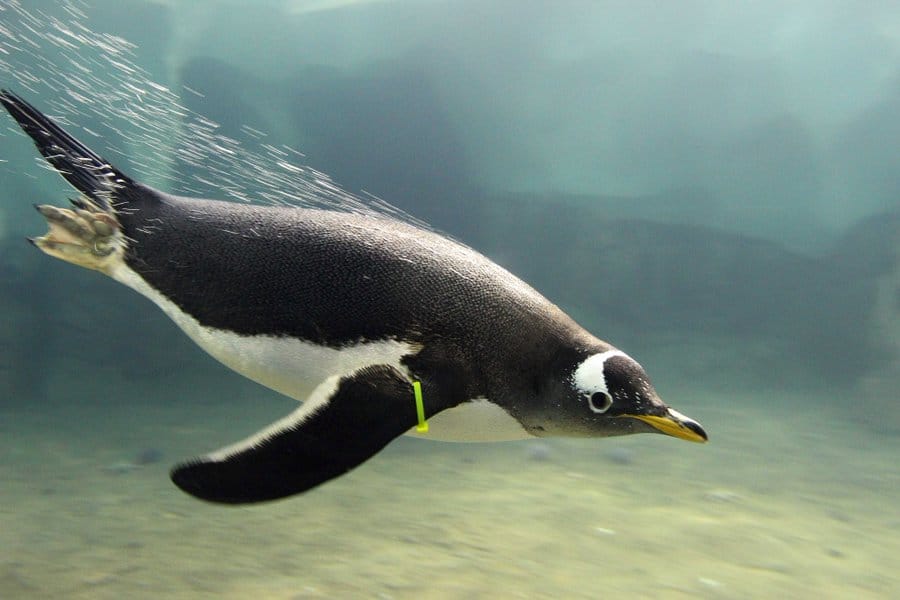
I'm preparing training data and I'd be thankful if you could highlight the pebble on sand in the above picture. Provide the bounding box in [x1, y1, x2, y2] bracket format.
[526, 442, 552, 461]
[606, 446, 635, 465]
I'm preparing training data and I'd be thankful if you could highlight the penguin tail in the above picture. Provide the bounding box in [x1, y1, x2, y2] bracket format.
[0, 89, 134, 211]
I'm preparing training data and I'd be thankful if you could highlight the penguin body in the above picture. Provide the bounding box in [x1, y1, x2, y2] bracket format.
[112, 198, 542, 442]
[1, 90, 706, 504]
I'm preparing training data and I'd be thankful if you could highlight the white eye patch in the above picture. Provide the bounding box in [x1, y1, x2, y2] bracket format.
[572, 349, 631, 413]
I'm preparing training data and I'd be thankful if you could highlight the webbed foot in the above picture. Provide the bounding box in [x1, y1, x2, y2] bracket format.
[31, 198, 123, 273]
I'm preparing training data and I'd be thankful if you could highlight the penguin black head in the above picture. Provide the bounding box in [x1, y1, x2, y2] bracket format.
[566, 349, 708, 442]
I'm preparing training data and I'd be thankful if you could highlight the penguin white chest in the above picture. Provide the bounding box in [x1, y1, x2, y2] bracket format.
[405, 399, 533, 441]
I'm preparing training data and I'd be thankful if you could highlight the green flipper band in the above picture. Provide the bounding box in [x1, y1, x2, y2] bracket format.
[413, 380, 428, 433]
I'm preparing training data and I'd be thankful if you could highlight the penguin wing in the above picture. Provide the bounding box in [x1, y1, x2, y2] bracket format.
[171, 365, 454, 504]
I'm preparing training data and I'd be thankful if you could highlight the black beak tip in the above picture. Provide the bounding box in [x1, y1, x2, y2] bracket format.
[685, 419, 708, 442]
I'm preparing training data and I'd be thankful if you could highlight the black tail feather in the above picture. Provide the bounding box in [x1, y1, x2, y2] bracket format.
[0, 89, 133, 210]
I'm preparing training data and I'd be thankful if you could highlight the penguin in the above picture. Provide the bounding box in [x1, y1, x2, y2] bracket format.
[0, 90, 707, 504]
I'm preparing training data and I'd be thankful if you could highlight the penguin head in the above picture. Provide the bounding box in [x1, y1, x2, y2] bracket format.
[567, 349, 707, 442]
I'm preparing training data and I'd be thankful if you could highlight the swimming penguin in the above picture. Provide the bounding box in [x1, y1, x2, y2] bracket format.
[0, 90, 706, 504]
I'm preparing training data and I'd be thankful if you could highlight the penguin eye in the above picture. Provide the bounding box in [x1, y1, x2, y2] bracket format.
[587, 391, 613, 413]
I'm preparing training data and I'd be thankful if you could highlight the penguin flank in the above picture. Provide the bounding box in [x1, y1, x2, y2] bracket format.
[1, 90, 707, 504]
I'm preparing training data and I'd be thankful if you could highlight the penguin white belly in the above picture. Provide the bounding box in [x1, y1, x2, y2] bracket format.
[405, 399, 533, 441]
[110, 263, 415, 400]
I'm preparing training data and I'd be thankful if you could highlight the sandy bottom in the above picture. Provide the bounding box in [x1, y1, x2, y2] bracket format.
[1, 363, 898, 599]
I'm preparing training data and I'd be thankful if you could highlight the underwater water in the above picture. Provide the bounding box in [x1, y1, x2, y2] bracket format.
[1, 0, 899, 598]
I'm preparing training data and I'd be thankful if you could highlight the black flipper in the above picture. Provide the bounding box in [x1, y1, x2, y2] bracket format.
[171, 365, 456, 504]
[0, 89, 133, 209]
